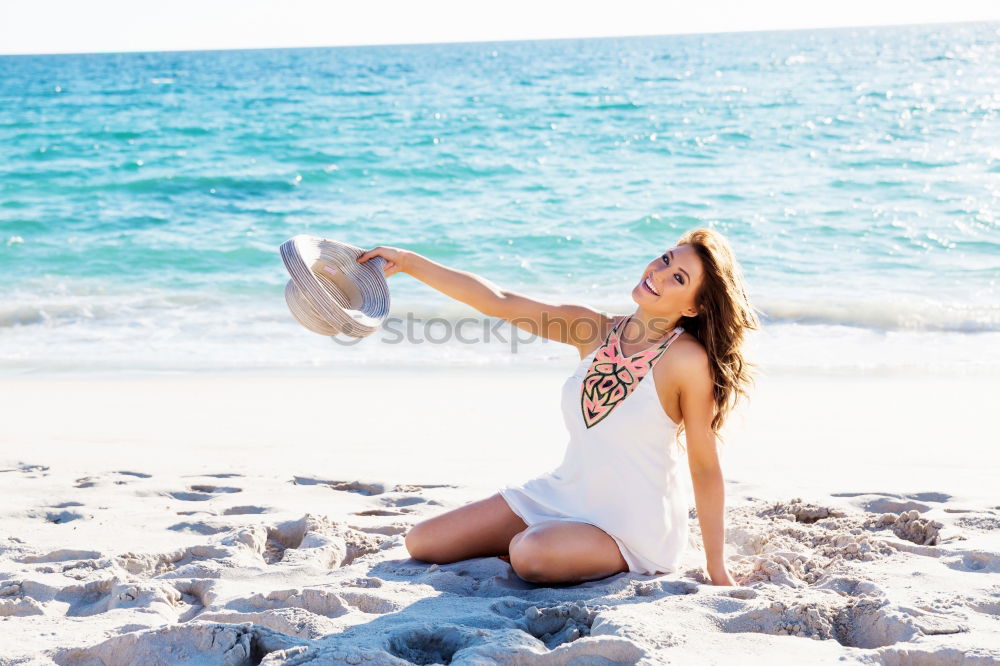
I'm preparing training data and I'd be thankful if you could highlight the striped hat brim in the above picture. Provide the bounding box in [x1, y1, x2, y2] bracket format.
[279, 235, 390, 338]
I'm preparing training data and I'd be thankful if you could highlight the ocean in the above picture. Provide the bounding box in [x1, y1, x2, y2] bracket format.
[1, 22, 998, 376]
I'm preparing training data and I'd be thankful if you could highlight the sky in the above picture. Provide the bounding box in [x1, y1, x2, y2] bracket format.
[1, 0, 999, 56]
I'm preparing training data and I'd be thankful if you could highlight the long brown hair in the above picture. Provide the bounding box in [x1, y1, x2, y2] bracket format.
[673, 228, 761, 449]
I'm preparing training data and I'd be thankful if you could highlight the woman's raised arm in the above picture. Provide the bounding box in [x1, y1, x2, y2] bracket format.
[358, 246, 611, 353]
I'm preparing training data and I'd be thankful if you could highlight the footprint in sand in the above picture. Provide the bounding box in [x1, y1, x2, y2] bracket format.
[54, 578, 189, 619]
[189, 485, 241, 494]
[170, 580, 210, 622]
[262, 516, 384, 568]
[226, 587, 350, 619]
[111, 471, 152, 486]
[295, 479, 447, 518]
[385, 625, 483, 664]
[0, 463, 49, 478]
[339, 590, 402, 614]
[51, 624, 306, 665]
[491, 600, 599, 649]
[954, 513, 1000, 532]
[167, 485, 243, 502]
[379, 495, 442, 509]
[837, 491, 935, 499]
[969, 597, 1000, 616]
[222, 505, 270, 515]
[719, 574, 968, 646]
[44, 510, 87, 524]
[349, 523, 408, 536]
[167, 491, 215, 502]
[50, 501, 84, 509]
[293, 477, 387, 495]
[114, 518, 382, 578]
[863, 498, 932, 514]
[183, 472, 244, 479]
[948, 550, 1000, 573]
[168, 522, 230, 536]
[17, 549, 103, 564]
[392, 483, 457, 493]
[352, 509, 413, 517]
[906, 492, 952, 503]
[73, 471, 150, 489]
[293, 478, 456, 496]
[720, 597, 903, 646]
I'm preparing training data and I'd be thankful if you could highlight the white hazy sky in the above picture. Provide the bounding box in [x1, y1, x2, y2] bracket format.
[1, 0, 998, 56]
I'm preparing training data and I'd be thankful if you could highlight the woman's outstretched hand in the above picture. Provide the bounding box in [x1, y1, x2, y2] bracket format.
[358, 245, 411, 278]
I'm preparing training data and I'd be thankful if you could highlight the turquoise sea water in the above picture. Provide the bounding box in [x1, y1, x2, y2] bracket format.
[1, 22, 998, 375]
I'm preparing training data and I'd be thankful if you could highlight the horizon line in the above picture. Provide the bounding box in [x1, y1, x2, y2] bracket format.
[1, 17, 997, 58]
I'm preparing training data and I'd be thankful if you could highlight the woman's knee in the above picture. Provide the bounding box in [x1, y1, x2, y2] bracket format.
[508, 530, 557, 583]
[403, 521, 438, 562]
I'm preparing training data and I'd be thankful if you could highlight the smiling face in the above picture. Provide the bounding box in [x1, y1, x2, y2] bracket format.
[631, 243, 705, 319]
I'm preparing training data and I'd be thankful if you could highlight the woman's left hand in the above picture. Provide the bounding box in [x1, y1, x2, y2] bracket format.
[707, 561, 739, 586]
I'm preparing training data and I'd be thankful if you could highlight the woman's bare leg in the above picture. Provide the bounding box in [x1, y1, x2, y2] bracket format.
[507, 520, 629, 584]
[404, 492, 529, 564]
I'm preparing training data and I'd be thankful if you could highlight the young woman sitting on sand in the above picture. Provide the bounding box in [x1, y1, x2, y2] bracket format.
[358, 227, 759, 586]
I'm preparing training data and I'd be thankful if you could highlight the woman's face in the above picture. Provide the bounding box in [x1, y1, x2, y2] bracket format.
[632, 243, 704, 318]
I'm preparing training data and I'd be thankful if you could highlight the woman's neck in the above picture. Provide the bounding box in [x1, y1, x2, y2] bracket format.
[621, 311, 680, 350]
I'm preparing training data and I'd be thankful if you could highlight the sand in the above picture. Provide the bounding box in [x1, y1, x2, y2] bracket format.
[0, 371, 998, 664]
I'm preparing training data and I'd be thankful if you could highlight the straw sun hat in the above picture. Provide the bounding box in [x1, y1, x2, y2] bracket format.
[279, 235, 391, 338]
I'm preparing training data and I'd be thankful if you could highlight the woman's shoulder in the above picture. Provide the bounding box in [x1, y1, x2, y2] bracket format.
[660, 329, 710, 377]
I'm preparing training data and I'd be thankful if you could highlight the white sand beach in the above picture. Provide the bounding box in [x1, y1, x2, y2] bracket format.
[1, 370, 998, 664]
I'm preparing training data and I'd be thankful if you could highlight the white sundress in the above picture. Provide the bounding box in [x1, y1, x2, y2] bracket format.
[498, 315, 690, 575]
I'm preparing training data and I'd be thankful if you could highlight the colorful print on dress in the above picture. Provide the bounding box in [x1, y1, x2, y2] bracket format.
[580, 319, 682, 429]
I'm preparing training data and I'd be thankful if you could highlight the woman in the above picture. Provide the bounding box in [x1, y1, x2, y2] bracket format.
[358, 227, 759, 586]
